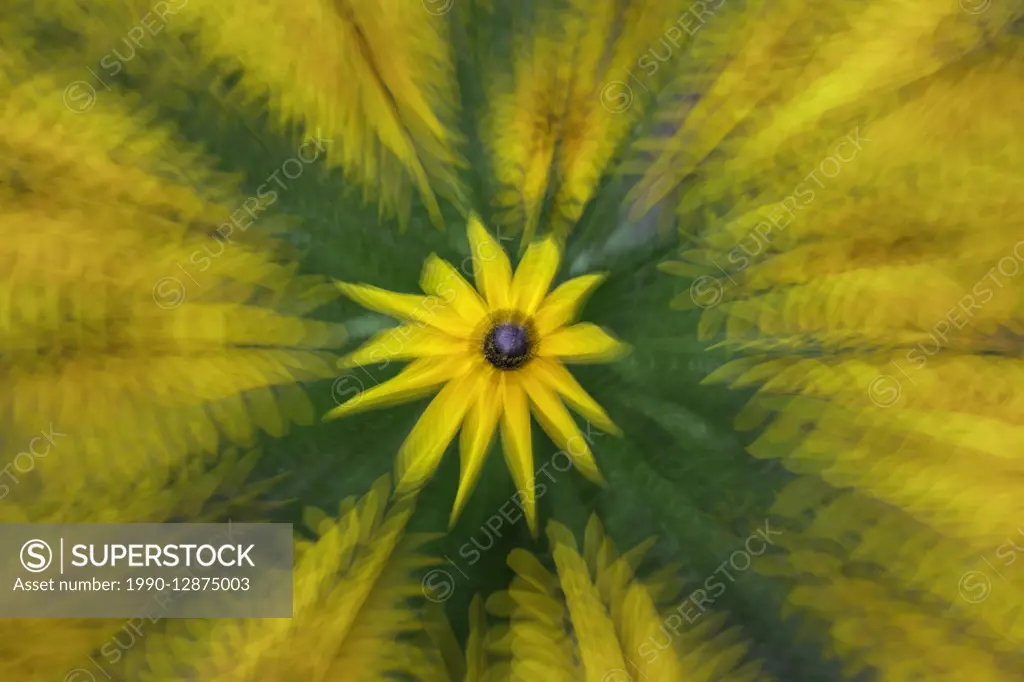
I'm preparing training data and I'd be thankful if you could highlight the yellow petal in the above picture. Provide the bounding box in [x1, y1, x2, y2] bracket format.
[466, 595, 489, 682]
[420, 254, 488, 325]
[532, 273, 607, 336]
[334, 280, 474, 337]
[546, 522, 628, 677]
[522, 373, 605, 486]
[394, 370, 478, 497]
[510, 236, 561, 316]
[499, 374, 537, 536]
[467, 215, 512, 309]
[537, 324, 629, 364]
[528, 358, 621, 436]
[338, 324, 467, 368]
[451, 370, 503, 528]
[507, 548, 558, 595]
[323, 356, 469, 421]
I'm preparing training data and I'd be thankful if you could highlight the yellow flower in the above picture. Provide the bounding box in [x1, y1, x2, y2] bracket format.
[125, 476, 443, 682]
[478, 515, 766, 682]
[325, 216, 628, 533]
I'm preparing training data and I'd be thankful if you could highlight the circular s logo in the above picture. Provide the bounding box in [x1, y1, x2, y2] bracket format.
[63, 81, 97, 113]
[599, 81, 634, 114]
[152, 277, 186, 310]
[867, 375, 901, 407]
[332, 374, 365, 406]
[959, 0, 991, 14]
[422, 0, 454, 14]
[64, 669, 98, 682]
[689, 275, 724, 309]
[958, 570, 991, 604]
[421, 569, 455, 603]
[21, 539, 53, 573]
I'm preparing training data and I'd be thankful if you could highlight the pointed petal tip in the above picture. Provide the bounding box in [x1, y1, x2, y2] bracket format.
[571, 451, 608, 487]
[581, 465, 608, 487]
[602, 421, 624, 438]
[541, 233, 562, 254]
[527, 519, 540, 538]
[449, 485, 477, 531]
[447, 492, 471, 530]
[467, 213, 487, 235]
[447, 505, 467, 533]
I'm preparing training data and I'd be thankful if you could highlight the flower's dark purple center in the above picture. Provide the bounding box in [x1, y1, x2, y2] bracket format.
[483, 322, 533, 370]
